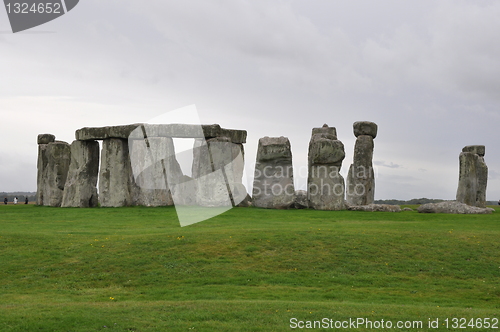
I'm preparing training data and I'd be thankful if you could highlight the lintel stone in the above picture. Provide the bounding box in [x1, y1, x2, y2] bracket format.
[76, 123, 246, 143]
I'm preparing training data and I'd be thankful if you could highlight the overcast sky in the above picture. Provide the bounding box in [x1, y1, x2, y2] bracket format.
[1, 0, 500, 200]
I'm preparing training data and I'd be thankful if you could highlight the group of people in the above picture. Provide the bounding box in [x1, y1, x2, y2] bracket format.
[3, 197, 29, 205]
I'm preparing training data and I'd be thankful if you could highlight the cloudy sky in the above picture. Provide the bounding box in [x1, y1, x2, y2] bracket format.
[1, 0, 500, 200]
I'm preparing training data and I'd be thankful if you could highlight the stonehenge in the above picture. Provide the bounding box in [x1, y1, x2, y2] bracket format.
[346, 121, 377, 206]
[37, 122, 493, 213]
[37, 124, 247, 208]
[307, 124, 346, 210]
[252, 137, 295, 209]
[456, 145, 488, 208]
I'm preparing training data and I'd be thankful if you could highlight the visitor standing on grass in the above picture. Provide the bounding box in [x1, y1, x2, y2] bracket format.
[14, 197, 18, 204]
[25, 197, 29, 204]
[3, 197, 7, 205]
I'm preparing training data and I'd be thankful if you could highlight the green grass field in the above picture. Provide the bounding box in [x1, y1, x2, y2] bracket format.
[1, 205, 499, 331]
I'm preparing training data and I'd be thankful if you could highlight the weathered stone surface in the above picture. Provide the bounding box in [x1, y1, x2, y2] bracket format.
[403, 207, 414, 211]
[236, 193, 253, 207]
[418, 201, 493, 214]
[346, 134, 375, 206]
[308, 126, 346, 210]
[170, 175, 198, 206]
[136, 124, 213, 140]
[36, 141, 71, 207]
[36, 143, 50, 206]
[347, 204, 401, 212]
[353, 121, 378, 138]
[456, 147, 488, 208]
[62, 140, 100, 207]
[294, 190, 309, 209]
[219, 128, 247, 144]
[308, 139, 345, 166]
[192, 137, 246, 207]
[98, 138, 135, 207]
[253, 137, 295, 209]
[462, 145, 485, 157]
[311, 124, 337, 140]
[308, 165, 345, 210]
[77, 123, 247, 143]
[37, 134, 55, 145]
[256, 136, 292, 162]
[76, 124, 141, 141]
[128, 137, 183, 207]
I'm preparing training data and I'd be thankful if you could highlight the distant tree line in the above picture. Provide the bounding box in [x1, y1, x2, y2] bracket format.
[1, 192, 36, 203]
[375, 198, 498, 205]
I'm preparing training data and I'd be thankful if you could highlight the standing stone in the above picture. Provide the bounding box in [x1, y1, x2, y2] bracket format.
[346, 121, 377, 206]
[456, 145, 488, 207]
[36, 136, 71, 207]
[192, 137, 246, 207]
[129, 137, 182, 206]
[36, 135, 54, 205]
[61, 140, 100, 207]
[307, 125, 346, 210]
[99, 138, 135, 207]
[252, 136, 295, 209]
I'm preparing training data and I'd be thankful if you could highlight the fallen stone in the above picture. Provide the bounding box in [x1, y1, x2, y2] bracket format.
[252, 136, 295, 209]
[347, 204, 401, 212]
[353, 121, 378, 138]
[62, 140, 100, 207]
[402, 207, 414, 211]
[418, 201, 493, 214]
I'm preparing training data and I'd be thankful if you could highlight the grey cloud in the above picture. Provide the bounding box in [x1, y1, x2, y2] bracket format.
[374, 161, 402, 169]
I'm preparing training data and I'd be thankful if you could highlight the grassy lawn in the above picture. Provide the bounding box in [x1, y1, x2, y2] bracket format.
[0, 205, 499, 331]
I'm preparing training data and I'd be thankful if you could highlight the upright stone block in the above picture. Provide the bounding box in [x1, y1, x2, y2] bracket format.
[62, 140, 100, 207]
[456, 145, 487, 207]
[252, 136, 295, 209]
[129, 137, 183, 206]
[308, 125, 346, 210]
[192, 137, 246, 207]
[36, 138, 71, 207]
[346, 121, 377, 206]
[99, 138, 135, 207]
